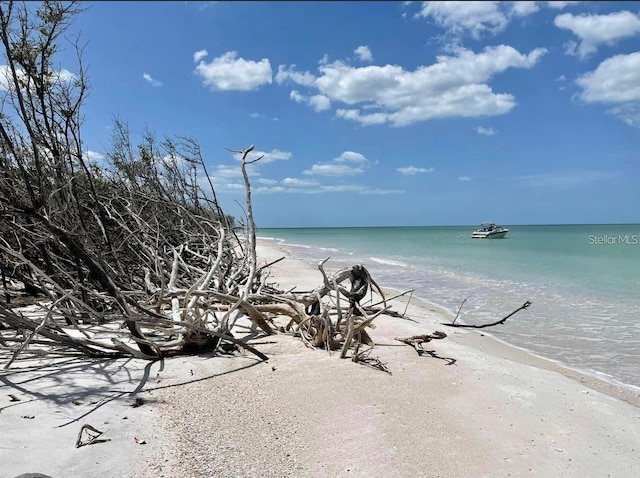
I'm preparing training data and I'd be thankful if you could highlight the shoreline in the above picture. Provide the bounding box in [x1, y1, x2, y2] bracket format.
[260, 236, 640, 407]
[378, 286, 640, 409]
[2, 239, 639, 477]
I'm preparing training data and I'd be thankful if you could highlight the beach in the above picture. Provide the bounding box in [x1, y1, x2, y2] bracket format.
[2, 239, 639, 477]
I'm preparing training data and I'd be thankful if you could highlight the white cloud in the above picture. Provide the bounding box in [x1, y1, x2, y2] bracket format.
[397, 166, 435, 175]
[275, 65, 316, 86]
[546, 1, 582, 9]
[308, 94, 331, 112]
[576, 52, 640, 103]
[290, 90, 331, 111]
[354, 45, 373, 62]
[214, 149, 297, 192]
[607, 103, 640, 128]
[236, 149, 292, 164]
[416, 1, 509, 39]
[554, 75, 566, 82]
[476, 126, 497, 136]
[458, 176, 472, 181]
[575, 51, 640, 126]
[209, 164, 247, 193]
[554, 11, 640, 59]
[335, 109, 388, 126]
[214, 164, 244, 179]
[257, 178, 278, 185]
[282, 177, 320, 187]
[290, 90, 305, 103]
[303, 151, 370, 176]
[413, 2, 580, 40]
[304, 163, 364, 176]
[511, 170, 618, 189]
[193, 49, 208, 63]
[283, 45, 546, 127]
[0, 65, 76, 91]
[83, 150, 105, 164]
[254, 181, 402, 195]
[511, 2, 539, 17]
[56, 69, 77, 83]
[195, 51, 272, 91]
[414, 1, 545, 39]
[336, 151, 368, 164]
[143, 73, 162, 87]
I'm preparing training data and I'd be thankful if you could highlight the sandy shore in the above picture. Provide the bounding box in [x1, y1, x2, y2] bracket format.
[2, 239, 640, 477]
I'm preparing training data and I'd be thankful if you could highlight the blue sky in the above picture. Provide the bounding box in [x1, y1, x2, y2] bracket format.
[62, 1, 640, 227]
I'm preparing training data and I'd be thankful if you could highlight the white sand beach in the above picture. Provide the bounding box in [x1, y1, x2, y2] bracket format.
[2, 239, 639, 478]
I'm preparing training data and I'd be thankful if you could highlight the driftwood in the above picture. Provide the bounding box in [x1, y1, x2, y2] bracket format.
[395, 332, 448, 356]
[0, 2, 530, 373]
[443, 301, 532, 329]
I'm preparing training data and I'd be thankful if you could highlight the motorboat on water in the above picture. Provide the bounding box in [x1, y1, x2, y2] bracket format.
[471, 223, 509, 239]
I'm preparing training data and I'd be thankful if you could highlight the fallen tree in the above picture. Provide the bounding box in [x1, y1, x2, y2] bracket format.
[0, 2, 530, 371]
[0, 1, 414, 369]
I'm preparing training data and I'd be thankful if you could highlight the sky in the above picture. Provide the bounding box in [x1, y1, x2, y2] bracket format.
[49, 1, 640, 227]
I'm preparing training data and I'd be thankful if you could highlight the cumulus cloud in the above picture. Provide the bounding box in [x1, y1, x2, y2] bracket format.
[354, 45, 373, 62]
[308, 94, 331, 112]
[416, 1, 509, 39]
[275, 65, 316, 86]
[458, 176, 472, 181]
[215, 149, 400, 195]
[413, 2, 580, 39]
[510, 1, 540, 17]
[143, 73, 162, 87]
[193, 49, 208, 63]
[554, 11, 640, 59]
[290, 90, 305, 103]
[575, 51, 640, 126]
[546, 1, 582, 9]
[194, 51, 272, 91]
[0, 65, 76, 91]
[278, 44, 546, 127]
[397, 166, 435, 175]
[476, 126, 497, 136]
[414, 1, 551, 39]
[303, 151, 370, 176]
[289, 90, 331, 112]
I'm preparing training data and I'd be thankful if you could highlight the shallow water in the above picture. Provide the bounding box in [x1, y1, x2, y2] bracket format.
[259, 224, 640, 390]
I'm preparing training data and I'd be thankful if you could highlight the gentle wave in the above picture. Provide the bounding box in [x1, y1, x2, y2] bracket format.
[367, 256, 409, 267]
[256, 236, 284, 242]
[274, 239, 640, 391]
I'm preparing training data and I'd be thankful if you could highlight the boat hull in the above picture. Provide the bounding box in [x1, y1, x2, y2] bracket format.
[471, 230, 509, 239]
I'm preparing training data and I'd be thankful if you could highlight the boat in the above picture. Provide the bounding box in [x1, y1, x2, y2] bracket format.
[471, 223, 509, 239]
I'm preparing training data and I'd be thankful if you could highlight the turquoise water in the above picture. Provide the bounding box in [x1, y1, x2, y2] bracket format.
[258, 225, 640, 390]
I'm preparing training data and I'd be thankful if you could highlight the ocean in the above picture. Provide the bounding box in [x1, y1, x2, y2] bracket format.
[258, 224, 640, 391]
